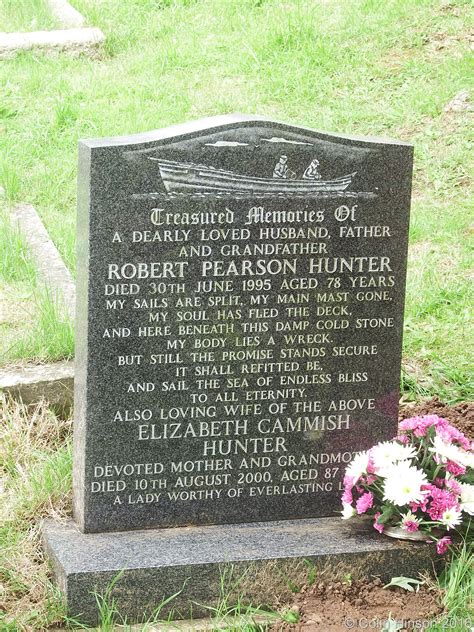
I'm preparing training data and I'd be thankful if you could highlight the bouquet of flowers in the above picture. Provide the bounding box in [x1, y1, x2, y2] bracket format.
[341, 415, 473, 553]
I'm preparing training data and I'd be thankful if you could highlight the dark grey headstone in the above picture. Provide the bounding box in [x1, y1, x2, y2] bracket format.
[73, 115, 413, 533]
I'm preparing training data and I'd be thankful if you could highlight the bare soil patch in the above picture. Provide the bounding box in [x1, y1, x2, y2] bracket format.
[400, 397, 474, 440]
[273, 578, 442, 631]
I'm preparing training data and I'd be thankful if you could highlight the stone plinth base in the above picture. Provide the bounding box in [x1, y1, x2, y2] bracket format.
[42, 517, 438, 626]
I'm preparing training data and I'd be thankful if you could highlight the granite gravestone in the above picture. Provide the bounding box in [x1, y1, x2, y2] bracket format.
[73, 115, 412, 533]
[44, 116, 425, 624]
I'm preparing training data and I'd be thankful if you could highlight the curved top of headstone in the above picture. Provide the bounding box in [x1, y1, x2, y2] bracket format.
[80, 114, 413, 149]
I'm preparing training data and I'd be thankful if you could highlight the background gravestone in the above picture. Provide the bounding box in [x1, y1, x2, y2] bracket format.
[44, 116, 432, 625]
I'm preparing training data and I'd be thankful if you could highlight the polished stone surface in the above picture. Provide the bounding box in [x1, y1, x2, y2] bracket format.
[43, 517, 438, 626]
[74, 115, 413, 533]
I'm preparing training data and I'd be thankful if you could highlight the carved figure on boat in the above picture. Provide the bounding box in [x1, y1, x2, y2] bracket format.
[273, 155, 296, 179]
[303, 159, 322, 180]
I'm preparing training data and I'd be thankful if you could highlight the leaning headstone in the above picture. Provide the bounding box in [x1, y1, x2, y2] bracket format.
[43, 115, 433, 625]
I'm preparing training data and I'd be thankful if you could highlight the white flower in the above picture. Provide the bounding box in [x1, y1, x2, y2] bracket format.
[371, 441, 416, 474]
[440, 508, 462, 530]
[383, 462, 428, 506]
[459, 483, 474, 516]
[341, 503, 355, 520]
[345, 451, 370, 483]
[430, 436, 474, 468]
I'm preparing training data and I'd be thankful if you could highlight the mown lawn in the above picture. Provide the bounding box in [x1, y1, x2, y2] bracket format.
[0, 0, 472, 400]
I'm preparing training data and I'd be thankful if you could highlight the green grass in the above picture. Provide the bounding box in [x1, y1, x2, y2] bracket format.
[0, 209, 74, 366]
[2, 398, 472, 632]
[0, 209, 37, 284]
[428, 538, 474, 631]
[1, 5, 472, 628]
[0, 400, 72, 630]
[5, 286, 74, 363]
[0, 0, 472, 397]
[0, 0, 59, 32]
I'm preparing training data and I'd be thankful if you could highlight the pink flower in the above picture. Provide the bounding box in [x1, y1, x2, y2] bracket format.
[436, 536, 451, 555]
[343, 475, 354, 489]
[356, 492, 374, 515]
[366, 453, 376, 474]
[414, 424, 430, 438]
[426, 485, 459, 521]
[373, 512, 384, 533]
[437, 424, 471, 450]
[445, 478, 462, 496]
[396, 434, 409, 445]
[410, 494, 429, 513]
[415, 415, 446, 437]
[365, 474, 377, 485]
[404, 520, 420, 532]
[342, 487, 353, 504]
[399, 414, 444, 435]
[399, 416, 422, 432]
[446, 461, 467, 476]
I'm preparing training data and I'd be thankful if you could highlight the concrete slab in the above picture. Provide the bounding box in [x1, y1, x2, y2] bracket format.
[48, 0, 85, 28]
[0, 360, 74, 407]
[0, 27, 104, 59]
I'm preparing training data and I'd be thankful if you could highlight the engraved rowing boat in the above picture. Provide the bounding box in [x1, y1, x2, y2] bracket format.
[150, 158, 356, 194]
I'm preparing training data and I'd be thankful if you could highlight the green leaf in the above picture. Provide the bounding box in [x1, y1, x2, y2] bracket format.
[282, 609, 300, 624]
[383, 576, 424, 592]
[378, 506, 395, 524]
[343, 572, 352, 586]
[461, 471, 474, 485]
